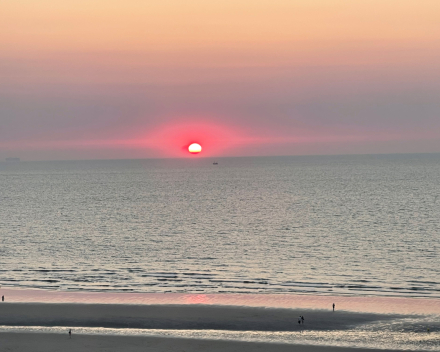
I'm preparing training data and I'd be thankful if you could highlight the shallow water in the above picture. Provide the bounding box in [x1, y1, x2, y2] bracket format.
[0, 323, 438, 351]
[3, 289, 440, 316]
[0, 154, 439, 297]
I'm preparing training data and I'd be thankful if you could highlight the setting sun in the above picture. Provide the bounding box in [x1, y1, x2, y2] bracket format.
[188, 143, 202, 154]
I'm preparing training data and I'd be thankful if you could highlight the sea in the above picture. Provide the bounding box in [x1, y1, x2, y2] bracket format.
[1, 154, 439, 350]
[1, 153, 439, 297]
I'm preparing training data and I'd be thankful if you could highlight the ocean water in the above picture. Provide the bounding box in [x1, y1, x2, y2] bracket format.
[0, 154, 439, 297]
[0, 324, 439, 351]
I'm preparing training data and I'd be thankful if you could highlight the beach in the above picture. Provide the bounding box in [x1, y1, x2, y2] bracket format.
[0, 304, 425, 352]
[0, 295, 438, 351]
[0, 302, 399, 330]
[0, 333, 424, 352]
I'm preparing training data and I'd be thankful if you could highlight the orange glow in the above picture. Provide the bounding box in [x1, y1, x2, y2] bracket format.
[2, 1, 440, 160]
[184, 294, 210, 304]
[188, 143, 202, 154]
[136, 119, 263, 158]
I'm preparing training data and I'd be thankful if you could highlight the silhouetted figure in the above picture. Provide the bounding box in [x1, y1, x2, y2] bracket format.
[69, 329, 72, 339]
[301, 315, 304, 324]
[2, 295, 4, 302]
[332, 303, 335, 311]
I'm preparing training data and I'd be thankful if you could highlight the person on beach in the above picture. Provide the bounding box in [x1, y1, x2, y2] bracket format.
[2, 295, 4, 302]
[69, 329, 72, 338]
[301, 315, 304, 324]
[332, 303, 335, 311]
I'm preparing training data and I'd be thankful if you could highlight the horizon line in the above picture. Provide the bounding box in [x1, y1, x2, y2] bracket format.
[2, 151, 440, 164]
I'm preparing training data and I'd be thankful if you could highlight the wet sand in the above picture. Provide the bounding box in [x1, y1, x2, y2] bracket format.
[0, 293, 434, 351]
[0, 332, 421, 352]
[2, 288, 440, 315]
[0, 303, 400, 331]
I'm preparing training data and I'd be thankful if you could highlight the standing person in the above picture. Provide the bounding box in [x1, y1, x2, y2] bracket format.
[2, 295, 4, 302]
[332, 303, 335, 311]
[301, 315, 304, 324]
[69, 329, 72, 339]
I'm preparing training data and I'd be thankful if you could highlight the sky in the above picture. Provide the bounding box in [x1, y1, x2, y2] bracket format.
[1, 0, 440, 160]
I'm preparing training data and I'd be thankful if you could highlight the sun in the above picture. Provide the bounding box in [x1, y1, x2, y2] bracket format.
[188, 143, 202, 154]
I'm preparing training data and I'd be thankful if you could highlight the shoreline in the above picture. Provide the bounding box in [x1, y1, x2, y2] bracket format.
[0, 333, 424, 352]
[0, 303, 400, 331]
[0, 297, 437, 351]
[1, 287, 440, 316]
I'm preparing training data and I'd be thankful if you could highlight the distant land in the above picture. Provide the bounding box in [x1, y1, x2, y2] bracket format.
[5, 157, 20, 162]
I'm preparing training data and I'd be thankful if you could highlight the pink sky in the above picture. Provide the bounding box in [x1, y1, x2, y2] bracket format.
[1, 0, 440, 160]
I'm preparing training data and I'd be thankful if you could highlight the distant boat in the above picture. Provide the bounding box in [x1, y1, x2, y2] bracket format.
[213, 162, 218, 165]
[5, 157, 20, 162]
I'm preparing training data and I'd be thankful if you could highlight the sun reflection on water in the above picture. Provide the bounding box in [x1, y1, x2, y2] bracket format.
[0, 325, 438, 351]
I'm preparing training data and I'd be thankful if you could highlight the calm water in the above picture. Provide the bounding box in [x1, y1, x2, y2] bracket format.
[0, 154, 439, 297]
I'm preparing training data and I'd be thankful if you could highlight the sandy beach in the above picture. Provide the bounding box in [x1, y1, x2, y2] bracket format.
[0, 332, 421, 352]
[0, 303, 399, 331]
[0, 301, 436, 351]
